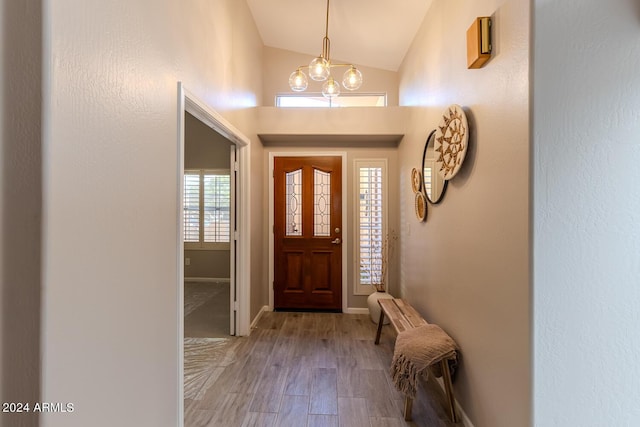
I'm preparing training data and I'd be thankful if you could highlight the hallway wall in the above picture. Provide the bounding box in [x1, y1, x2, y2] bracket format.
[397, 0, 530, 426]
[533, 0, 640, 425]
[41, 1, 263, 426]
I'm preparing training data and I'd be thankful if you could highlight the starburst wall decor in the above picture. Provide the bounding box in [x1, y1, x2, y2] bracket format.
[434, 104, 469, 180]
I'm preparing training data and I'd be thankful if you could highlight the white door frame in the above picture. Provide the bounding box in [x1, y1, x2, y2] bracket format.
[177, 83, 252, 424]
[268, 151, 348, 312]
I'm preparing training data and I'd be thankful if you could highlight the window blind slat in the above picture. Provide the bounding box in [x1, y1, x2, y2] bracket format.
[358, 166, 383, 285]
[184, 174, 200, 242]
[203, 174, 230, 243]
[184, 171, 230, 246]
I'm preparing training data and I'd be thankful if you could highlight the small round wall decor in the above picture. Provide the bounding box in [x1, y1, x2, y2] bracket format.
[411, 167, 422, 193]
[434, 104, 469, 180]
[414, 192, 427, 222]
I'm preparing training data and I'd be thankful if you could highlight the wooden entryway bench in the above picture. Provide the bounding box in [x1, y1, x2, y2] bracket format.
[374, 298, 459, 423]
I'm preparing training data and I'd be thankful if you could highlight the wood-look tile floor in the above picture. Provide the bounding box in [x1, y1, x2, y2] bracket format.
[184, 312, 459, 427]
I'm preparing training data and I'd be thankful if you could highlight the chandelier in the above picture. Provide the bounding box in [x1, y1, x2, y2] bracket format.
[288, 0, 363, 98]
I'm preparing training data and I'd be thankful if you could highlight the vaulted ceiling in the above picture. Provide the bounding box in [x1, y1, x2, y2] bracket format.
[246, 0, 434, 71]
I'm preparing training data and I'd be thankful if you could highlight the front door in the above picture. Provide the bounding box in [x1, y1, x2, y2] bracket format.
[274, 156, 342, 310]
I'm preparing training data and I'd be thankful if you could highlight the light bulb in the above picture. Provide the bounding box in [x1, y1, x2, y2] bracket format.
[289, 68, 308, 91]
[342, 66, 363, 91]
[322, 77, 340, 98]
[309, 57, 330, 81]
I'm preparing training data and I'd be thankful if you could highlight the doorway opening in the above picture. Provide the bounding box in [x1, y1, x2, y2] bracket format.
[177, 83, 252, 424]
[183, 111, 234, 337]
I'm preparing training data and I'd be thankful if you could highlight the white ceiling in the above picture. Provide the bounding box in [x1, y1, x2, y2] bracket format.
[246, 0, 434, 71]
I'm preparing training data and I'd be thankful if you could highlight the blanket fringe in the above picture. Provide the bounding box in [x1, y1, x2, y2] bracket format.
[390, 353, 423, 398]
[389, 324, 458, 397]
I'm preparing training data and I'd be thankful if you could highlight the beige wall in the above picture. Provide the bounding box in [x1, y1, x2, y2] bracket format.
[184, 250, 231, 279]
[262, 46, 400, 106]
[249, 140, 265, 319]
[184, 112, 232, 280]
[42, 1, 263, 426]
[257, 106, 406, 137]
[185, 112, 232, 170]
[398, 1, 530, 426]
[0, 0, 42, 426]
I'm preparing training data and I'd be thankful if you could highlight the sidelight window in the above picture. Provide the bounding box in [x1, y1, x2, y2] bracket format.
[354, 159, 387, 295]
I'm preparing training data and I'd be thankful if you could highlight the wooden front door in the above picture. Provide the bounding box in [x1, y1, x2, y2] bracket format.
[274, 156, 342, 310]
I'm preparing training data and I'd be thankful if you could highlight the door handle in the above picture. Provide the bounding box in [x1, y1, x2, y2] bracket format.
[331, 237, 341, 245]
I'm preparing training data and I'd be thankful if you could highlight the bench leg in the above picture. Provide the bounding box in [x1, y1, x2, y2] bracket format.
[374, 310, 385, 345]
[441, 358, 459, 423]
[403, 396, 413, 421]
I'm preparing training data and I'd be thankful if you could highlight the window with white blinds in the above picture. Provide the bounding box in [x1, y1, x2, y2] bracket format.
[354, 159, 387, 295]
[184, 173, 201, 242]
[184, 169, 230, 249]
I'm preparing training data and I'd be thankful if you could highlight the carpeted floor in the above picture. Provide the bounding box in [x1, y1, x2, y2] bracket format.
[184, 281, 231, 338]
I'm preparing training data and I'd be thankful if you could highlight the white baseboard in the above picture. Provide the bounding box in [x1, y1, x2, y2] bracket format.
[250, 305, 270, 330]
[433, 377, 475, 427]
[344, 307, 369, 315]
[184, 277, 230, 283]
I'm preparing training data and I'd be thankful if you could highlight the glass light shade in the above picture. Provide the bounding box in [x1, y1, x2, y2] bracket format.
[288, 69, 308, 91]
[342, 66, 363, 91]
[309, 57, 330, 81]
[322, 77, 340, 98]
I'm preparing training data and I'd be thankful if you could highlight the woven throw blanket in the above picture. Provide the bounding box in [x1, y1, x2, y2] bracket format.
[390, 324, 458, 398]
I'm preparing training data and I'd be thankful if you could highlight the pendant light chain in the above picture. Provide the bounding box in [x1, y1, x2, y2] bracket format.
[321, 0, 331, 61]
[325, 0, 330, 39]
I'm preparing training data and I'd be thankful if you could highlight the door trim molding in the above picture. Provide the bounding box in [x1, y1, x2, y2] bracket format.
[268, 151, 348, 312]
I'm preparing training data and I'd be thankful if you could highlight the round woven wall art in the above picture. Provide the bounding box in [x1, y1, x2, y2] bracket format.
[411, 167, 422, 193]
[434, 104, 469, 180]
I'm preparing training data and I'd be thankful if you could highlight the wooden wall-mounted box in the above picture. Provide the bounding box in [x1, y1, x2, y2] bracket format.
[467, 17, 492, 69]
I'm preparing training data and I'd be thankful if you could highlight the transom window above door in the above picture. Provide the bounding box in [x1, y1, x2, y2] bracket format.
[276, 93, 387, 108]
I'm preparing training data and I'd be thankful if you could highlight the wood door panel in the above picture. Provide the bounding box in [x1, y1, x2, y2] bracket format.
[310, 251, 331, 291]
[283, 251, 304, 292]
[274, 156, 342, 310]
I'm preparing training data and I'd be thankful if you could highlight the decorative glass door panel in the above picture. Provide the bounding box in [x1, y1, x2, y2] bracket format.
[314, 169, 331, 237]
[285, 169, 302, 236]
